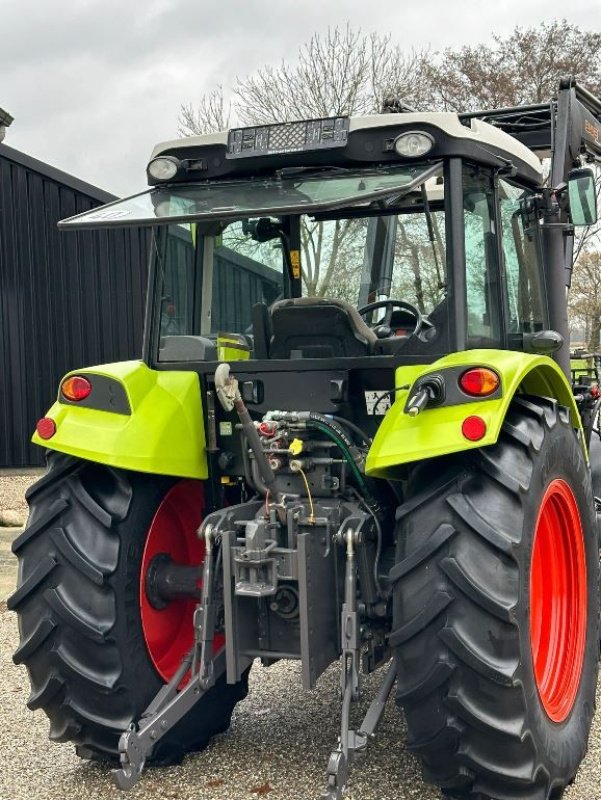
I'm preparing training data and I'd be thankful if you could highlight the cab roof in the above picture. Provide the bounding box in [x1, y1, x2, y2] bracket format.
[151, 112, 544, 186]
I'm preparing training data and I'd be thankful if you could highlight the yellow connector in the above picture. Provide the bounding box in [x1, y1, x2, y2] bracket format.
[289, 438, 304, 456]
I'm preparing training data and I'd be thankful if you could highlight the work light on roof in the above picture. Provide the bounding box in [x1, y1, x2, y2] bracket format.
[394, 131, 434, 158]
[147, 156, 180, 181]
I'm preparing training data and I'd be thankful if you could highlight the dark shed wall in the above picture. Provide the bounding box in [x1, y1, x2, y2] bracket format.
[0, 144, 149, 468]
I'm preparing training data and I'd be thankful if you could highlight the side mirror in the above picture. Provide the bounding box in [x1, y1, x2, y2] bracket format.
[567, 167, 598, 226]
[522, 329, 564, 356]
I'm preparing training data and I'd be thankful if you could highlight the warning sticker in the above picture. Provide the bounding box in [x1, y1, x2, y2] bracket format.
[364, 391, 391, 415]
[219, 421, 233, 436]
[290, 249, 301, 279]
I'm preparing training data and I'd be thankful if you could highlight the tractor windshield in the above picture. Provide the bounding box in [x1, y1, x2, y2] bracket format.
[154, 173, 449, 362]
[59, 160, 454, 362]
[59, 163, 441, 228]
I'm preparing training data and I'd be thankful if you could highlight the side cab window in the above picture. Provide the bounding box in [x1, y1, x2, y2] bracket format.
[463, 167, 502, 347]
[498, 180, 546, 336]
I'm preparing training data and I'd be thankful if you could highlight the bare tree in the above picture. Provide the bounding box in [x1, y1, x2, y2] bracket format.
[232, 26, 429, 124]
[179, 86, 231, 137]
[300, 218, 365, 297]
[179, 26, 430, 295]
[569, 250, 601, 351]
[180, 26, 429, 132]
[426, 21, 601, 112]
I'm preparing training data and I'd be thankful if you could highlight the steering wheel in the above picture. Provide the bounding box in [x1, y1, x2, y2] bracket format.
[358, 299, 423, 339]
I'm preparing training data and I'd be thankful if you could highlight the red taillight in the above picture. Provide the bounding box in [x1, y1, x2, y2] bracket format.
[459, 367, 500, 397]
[36, 417, 56, 440]
[61, 375, 92, 402]
[462, 415, 487, 441]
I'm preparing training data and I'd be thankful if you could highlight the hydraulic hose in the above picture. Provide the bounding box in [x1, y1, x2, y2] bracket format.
[214, 363, 283, 508]
[307, 420, 366, 489]
[304, 413, 382, 510]
[235, 397, 284, 505]
[307, 413, 364, 467]
[329, 415, 372, 446]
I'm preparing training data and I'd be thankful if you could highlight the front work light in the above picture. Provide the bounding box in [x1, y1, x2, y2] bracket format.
[394, 131, 434, 158]
[147, 156, 180, 181]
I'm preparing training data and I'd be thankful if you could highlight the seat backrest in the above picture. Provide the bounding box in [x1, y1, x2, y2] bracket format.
[269, 297, 377, 359]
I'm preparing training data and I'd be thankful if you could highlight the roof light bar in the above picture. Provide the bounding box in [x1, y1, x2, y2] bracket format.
[226, 117, 349, 159]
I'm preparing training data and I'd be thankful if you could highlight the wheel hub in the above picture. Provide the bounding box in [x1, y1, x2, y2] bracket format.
[139, 480, 206, 682]
[145, 553, 202, 610]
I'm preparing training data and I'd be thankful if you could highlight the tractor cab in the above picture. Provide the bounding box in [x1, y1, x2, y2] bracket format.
[61, 110, 556, 371]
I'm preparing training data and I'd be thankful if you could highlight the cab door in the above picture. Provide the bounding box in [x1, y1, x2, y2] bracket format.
[497, 179, 548, 346]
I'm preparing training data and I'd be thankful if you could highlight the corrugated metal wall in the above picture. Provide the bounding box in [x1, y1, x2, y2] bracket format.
[213, 248, 283, 332]
[0, 144, 150, 468]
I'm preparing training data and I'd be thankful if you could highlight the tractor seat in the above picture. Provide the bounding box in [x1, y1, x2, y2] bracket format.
[269, 296, 377, 359]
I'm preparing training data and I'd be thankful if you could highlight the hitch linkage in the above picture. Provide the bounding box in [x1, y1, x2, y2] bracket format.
[320, 522, 396, 800]
[112, 524, 223, 791]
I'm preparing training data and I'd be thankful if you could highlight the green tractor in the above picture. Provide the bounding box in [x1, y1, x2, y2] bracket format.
[9, 78, 601, 800]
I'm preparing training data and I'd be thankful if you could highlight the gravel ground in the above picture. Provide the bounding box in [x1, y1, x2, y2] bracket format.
[0, 474, 37, 516]
[0, 476, 600, 800]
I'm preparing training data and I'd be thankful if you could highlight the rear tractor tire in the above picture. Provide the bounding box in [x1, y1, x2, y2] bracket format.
[391, 395, 600, 800]
[8, 453, 248, 763]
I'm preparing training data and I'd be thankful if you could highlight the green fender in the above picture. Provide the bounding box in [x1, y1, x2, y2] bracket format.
[365, 349, 583, 479]
[32, 361, 208, 479]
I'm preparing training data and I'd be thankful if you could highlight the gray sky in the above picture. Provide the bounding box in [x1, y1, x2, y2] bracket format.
[1, 0, 599, 196]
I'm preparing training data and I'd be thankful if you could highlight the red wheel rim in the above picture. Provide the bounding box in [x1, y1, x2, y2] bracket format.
[530, 479, 587, 722]
[139, 480, 224, 682]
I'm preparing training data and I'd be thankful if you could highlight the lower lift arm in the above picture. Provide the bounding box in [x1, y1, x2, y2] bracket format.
[112, 523, 237, 790]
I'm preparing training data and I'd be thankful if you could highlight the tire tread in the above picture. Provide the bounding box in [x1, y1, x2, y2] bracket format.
[11, 454, 248, 763]
[392, 395, 599, 800]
